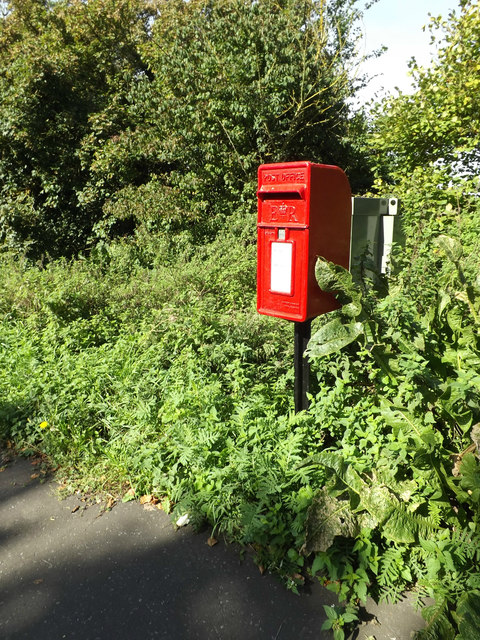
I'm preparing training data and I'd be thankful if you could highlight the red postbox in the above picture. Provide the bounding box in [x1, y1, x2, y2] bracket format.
[257, 161, 351, 322]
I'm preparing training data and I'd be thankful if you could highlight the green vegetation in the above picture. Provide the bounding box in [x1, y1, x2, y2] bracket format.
[0, 0, 371, 257]
[306, 251, 480, 637]
[1, 1, 479, 638]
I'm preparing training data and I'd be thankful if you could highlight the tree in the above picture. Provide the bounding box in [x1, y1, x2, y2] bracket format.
[78, 0, 374, 249]
[366, 0, 480, 302]
[0, 0, 373, 257]
[369, 0, 480, 179]
[0, 0, 154, 256]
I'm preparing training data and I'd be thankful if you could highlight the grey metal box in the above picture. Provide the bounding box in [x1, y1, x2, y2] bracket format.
[350, 197, 401, 279]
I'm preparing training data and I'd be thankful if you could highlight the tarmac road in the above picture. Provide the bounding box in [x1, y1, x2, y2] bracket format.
[0, 452, 427, 640]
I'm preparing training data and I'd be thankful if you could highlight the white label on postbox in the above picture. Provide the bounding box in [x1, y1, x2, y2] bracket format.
[270, 242, 293, 295]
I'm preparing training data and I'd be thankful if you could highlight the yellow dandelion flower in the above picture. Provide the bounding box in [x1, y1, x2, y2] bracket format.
[39, 421, 48, 429]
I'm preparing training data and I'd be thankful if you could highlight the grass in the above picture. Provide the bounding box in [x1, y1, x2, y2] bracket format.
[0, 227, 323, 583]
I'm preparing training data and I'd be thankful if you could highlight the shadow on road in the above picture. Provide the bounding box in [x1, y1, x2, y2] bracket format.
[1, 455, 336, 640]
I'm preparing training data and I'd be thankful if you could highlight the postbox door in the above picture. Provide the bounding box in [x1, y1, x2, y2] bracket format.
[257, 226, 309, 322]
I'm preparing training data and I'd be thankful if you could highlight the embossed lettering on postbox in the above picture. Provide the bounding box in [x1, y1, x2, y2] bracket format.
[270, 204, 298, 223]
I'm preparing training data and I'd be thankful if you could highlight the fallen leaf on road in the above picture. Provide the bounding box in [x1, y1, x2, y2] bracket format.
[33, 579, 44, 585]
[30, 473, 40, 480]
[106, 497, 116, 509]
[207, 537, 218, 547]
[71, 506, 80, 513]
[140, 494, 160, 505]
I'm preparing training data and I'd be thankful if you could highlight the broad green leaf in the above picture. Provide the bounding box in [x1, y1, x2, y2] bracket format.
[311, 554, 325, 576]
[307, 319, 364, 358]
[303, 488, 359, 554]
[324, 605, 338, 621]
[304, 452, 436, 544]
[380, 406, 426, 444]
[437, 291, 451, 318]
[420, 537, 437, 554]
[474, 272, 480, 293]
[314, 258, 362, 311]
[341, 300, 363, 318]
[459, 453, 480, 501]
[315, 258, 356, 295]
[354, 581, 367, 604]
[434, 235, 463, 262]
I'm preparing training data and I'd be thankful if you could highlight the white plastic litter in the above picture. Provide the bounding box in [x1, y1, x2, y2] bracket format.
[175, 513, 190, 527]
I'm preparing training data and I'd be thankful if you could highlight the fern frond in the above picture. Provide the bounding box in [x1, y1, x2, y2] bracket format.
[451, 523, 480, 561]
[379, 582, 404, 604]
[412, 585, 430, 610]
[378, 547, 404, 588]
[427, 501, 443, 528]
[415, 600, 456, 640]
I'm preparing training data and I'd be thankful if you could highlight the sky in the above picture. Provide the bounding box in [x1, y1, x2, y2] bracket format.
[356, 0, 461, 104]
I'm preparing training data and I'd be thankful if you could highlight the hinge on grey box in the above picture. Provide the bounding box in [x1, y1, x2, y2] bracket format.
[350, 197, 401, 281]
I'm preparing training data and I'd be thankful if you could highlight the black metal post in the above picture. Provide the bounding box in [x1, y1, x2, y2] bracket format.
[294, 319, 311, 412]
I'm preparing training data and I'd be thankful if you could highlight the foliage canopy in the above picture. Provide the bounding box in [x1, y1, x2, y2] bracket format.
[0, 0, 155, 255]
[370, 0, 480, 179]
[0, 0, 372, 257]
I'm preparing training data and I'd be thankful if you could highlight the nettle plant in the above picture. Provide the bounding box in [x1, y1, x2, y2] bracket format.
[301, 237, 480, 638]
